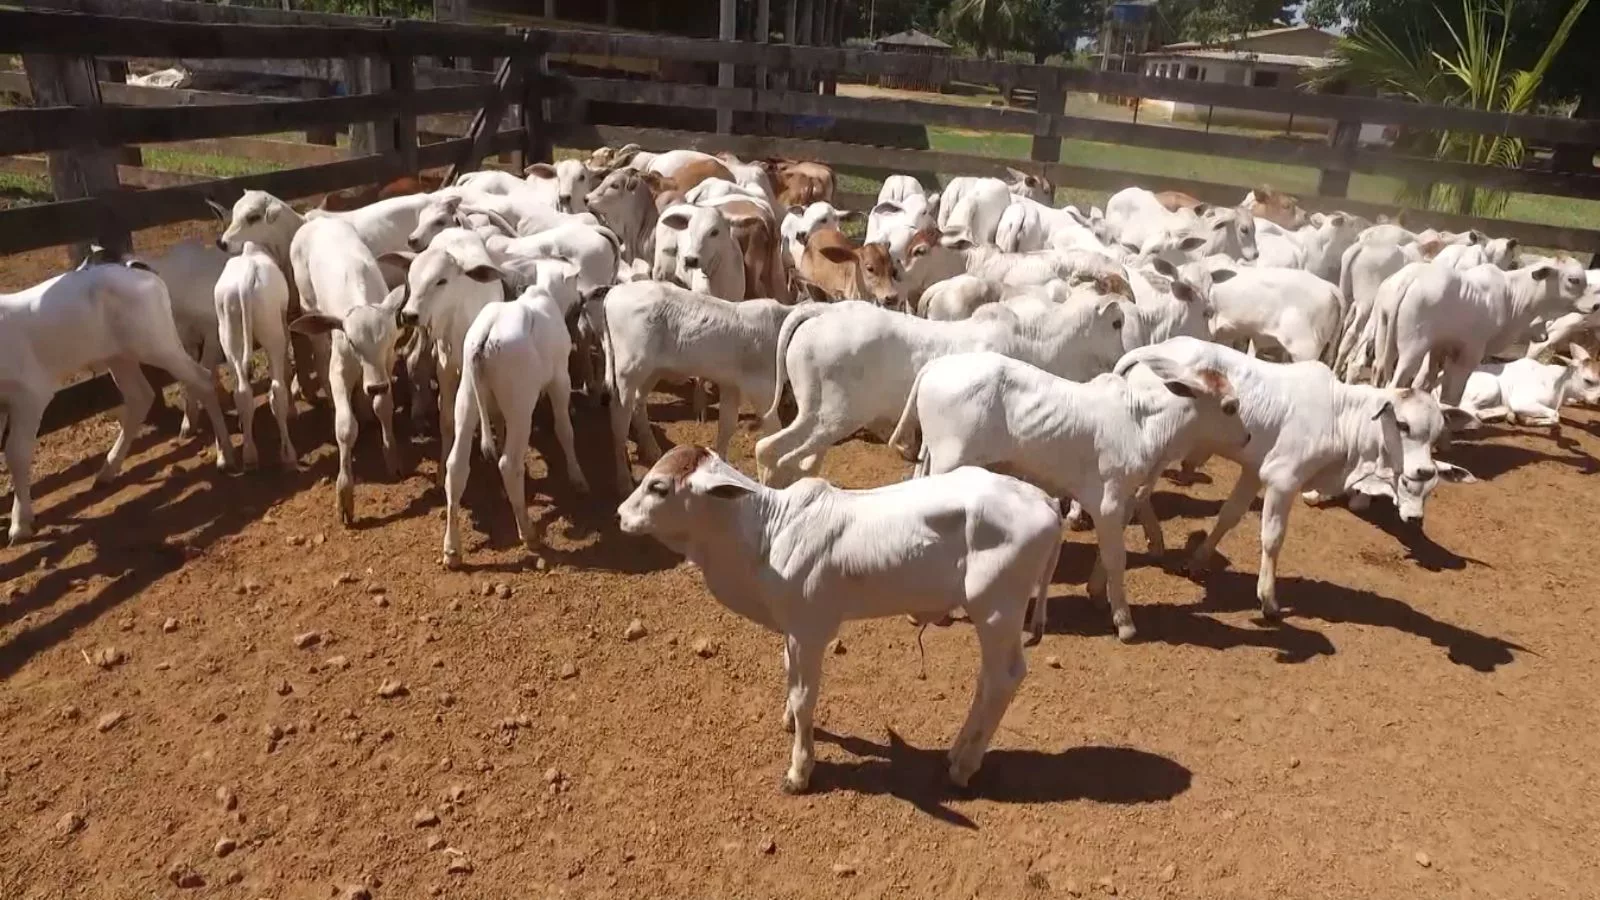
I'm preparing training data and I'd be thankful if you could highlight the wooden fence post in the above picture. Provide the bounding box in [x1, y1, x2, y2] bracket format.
[346, 55, 394, 160]
[520, 34, 552, 169]
[1318, 119, 1359, 199]
[22, 52, 127, 262]
[390, 53, 419, 177]
[1030, 68, 1064, 175]
[716, 0, 736, 135]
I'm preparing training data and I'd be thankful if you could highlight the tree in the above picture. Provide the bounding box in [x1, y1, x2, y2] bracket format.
[1309, 0, 1591, 215]
[1013, 0, 1100, 62]
[1157, 0, 1293, 44]
[941, 0, 1025, 58]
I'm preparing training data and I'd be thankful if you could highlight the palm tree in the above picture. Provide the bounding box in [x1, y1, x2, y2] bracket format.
[1309, 0, 1589, 217]
[941, 0, 1025, 58]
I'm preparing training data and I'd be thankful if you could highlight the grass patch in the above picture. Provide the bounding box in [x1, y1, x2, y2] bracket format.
[140, 147, 288, 179]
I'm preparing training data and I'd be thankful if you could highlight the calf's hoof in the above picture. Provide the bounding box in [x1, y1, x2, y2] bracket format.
[780, 772, 810, 795]
[1258, 602, 1282, 622]
[1116, 623, 1138, 643]
[8, 523, 33, 545]
[442, 551, 462, 571]
[947, 758, 978, 789]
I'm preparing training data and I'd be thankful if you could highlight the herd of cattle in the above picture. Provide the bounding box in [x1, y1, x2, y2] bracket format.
[4, 143, 1600, 793]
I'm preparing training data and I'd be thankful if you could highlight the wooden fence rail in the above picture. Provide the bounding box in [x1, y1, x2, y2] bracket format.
[2, 3, 1599, 259]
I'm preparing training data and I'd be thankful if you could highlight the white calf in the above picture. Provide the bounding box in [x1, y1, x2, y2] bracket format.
[589, 281, 801, 493]
[2, 264, 234, 543]
[214, 243, 297, 470]
[442, 277, 589, 569]
[754, 286, 1127, 486]
[617, 445, 1062, 792]
[890, 350, 1243, 642]
[286, 217, 409, 526]
[1459, 347, 1600, 427]
[1205, 263, 1345, 363]
[1119, 337, 1474, 618]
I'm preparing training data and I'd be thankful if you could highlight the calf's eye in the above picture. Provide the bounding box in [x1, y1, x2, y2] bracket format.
[1396, 421, 1412, 436]
[648, 481, 670, 497]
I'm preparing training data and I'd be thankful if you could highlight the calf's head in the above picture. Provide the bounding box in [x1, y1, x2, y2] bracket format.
[1004, 167, 1054, 204]
[289, 286, 410, 396]
[408, 195, 470, 252]
[617, 446, 759, 548]
[216, 190, 294, 254]
[383, 240, 501, 330]
[660, 205, 733, 293]
[1362, 388, 1479, 524]
[527, 159, 596, 214]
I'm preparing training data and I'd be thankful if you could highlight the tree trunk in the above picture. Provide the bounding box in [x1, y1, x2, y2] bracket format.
[1551, 91, 1598, 173]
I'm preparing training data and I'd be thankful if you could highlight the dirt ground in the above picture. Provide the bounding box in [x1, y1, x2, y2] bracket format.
[4, 222, 1600, 899]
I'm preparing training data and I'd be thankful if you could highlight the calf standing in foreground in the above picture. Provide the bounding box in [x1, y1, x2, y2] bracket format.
[617, 446, 1061, 793]
[891, 351, 1245, 642]
[285, 216, 410, 526]
[214, 242, 298, 470]
[443, 275, 589, 569]
[1118, 337, 1473, 618]
[2, 264, 236, 543]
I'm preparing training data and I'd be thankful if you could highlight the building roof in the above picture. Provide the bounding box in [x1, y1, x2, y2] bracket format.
[1161, 24, 1334, 52]
[1143, 48, 1333, 69]
[875, 29, 951, 50]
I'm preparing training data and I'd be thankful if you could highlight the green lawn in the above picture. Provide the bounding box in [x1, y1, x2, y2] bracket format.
[923, 128, 1600, 231]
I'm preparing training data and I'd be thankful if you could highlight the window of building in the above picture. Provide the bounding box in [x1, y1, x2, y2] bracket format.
[1253, 70, 1281, 88]
[1186, 65, 1201, 80]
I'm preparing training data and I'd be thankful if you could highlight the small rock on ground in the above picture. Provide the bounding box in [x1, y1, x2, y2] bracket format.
[413, 807, 441, 827]
[426, 834, 447, 851]
[377, 679, 408, 699]
[1046, 656, 1062, 669]
[56, 811, 85, 836]
[214, 836, 237, 858]
[830, 863, 857, 878]
[217, 786, 237, 811]
[1415, 851, 1432, 868]
[293, 631, 322, 649]
[558, 662, 578, 680]
[96, 711, 125, 733]
[624, 619, 647, 641]
[325, 655, 350, 670]
[827, 638, 846, 655]
[447, 857, 474, 875]
[760, 837, 776, 855]
[1158, 863, 1176, 883]
[167, 864, 204, 889]
[495, 583, 512, 599]
[162, 618, 179, 633]
[693, 638, 719, 659]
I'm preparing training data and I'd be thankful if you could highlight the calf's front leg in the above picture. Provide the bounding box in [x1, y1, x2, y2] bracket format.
[781, 634, 826, 794]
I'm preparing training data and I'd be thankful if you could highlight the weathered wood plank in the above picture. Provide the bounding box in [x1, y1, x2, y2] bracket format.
[444, 55, 522, 185]
[0, 84, 494, 157]
[22, 52, 126, 261]
[0, 155, 396, 256]
[0, 71, 267, 107]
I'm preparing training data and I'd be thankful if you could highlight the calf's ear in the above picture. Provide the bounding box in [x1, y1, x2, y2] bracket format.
[1370, 399, 1394, 422]
[1437, 461, 1478, 484]
[817, 244, 857, 265]
[1440, 405, 1479, 432]
[687, 468, 755, 500]
[289, 313, 344, 336]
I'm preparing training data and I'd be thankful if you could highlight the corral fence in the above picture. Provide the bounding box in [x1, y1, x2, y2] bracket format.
[6, 2, 1600, 261]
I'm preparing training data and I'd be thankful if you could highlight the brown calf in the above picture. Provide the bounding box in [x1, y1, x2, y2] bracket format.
[765, 159, 836, 208]
[317, 173, 442, 212]
[719, 198, 784, 301]
[1244, 184, 1308, 229]
[796, 228, 899, 304]
[1154, 190, 1204, 213]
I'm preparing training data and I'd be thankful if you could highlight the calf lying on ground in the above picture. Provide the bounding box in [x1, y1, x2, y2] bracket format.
[617, 446, 1061, 793]
[1458, 346, 1600, 428]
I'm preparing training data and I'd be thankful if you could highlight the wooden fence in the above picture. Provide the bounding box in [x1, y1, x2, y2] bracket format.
[3, 1, 1600, 260]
